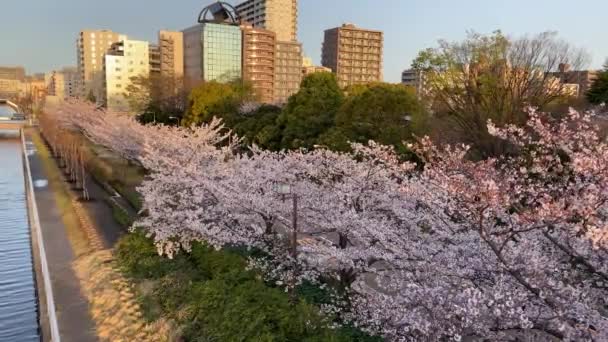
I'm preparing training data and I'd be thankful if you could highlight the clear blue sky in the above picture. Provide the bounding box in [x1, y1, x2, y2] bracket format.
[2, 0, 607, 82]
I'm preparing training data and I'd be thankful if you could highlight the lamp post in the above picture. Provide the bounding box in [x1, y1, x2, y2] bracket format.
[274, 182, 299, 303]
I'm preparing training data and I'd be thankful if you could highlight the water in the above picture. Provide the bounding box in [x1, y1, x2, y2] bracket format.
[0, 140, 40, 341]
[0, 104, 16, 118]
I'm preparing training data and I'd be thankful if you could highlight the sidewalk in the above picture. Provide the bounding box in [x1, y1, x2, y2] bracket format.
[24, 130, 98, 342]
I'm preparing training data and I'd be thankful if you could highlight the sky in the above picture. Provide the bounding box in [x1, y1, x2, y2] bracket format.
[1, 0, 607, 82]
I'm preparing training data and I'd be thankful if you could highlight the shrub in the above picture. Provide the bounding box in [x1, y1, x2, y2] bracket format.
[114, 233, 384, 341]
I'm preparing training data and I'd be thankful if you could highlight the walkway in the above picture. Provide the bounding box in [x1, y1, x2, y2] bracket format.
[24, 130, 98, 342]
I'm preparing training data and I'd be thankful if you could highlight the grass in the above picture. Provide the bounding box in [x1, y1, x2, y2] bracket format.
[115, 233, 383, 342]
[105, 197, 134, 228]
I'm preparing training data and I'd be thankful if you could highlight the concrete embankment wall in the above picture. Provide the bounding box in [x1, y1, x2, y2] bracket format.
[21, 129, 61, 342]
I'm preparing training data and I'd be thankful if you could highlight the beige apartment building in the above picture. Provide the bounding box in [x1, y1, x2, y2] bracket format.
[45, 67, 79, 100]
[242, 25, 276, 103]
[322, 24, 383, 88]
[104, 39, 150, 112]
[274, 40, 302, 103]
[0, 66, 26, 98]
[547, 63, 599, 98]
[159, 30, 184, 80]
[149, 45, 161, 75]
[77, 29, 124, 101]
[302, 57, 331, 77]
[0, 66, 26, 82]
[235, 0, 298, 42]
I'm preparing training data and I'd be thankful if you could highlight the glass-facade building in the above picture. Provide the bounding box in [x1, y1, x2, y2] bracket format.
[202, 23, 242, 82]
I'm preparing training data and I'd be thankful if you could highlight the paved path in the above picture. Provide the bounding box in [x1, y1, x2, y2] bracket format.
[24, 131, 98, 342]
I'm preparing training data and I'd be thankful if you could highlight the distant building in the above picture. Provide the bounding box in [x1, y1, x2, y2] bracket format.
[235, 0, 298, 42]
[0, 66, 25, 82]
[401, 69, 428, 97]
[0, 66, 25, 98]
[274, 40, 302, 103]
[103, 39, 150, 112]
[548, 63, 599, 98]
[302, 57, 332, 77]
[77, 29, 124, 101]
[322, 23, 383, 88]
[183, 3, 242, 86]
[45, 67, 79, 100]
[242, 25, 276, 103]
[159, 30, 184, 80]
[149, 45, 161, 75]
[0, 79, 22, 99]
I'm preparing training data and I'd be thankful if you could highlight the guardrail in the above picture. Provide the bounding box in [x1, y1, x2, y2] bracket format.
[21, 129, 61, 342]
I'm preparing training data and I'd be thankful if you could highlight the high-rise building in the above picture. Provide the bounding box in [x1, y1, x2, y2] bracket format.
[235, 0, 298, 42]
[274, 40, 302, 103]
[77, 29, 124, 101]
[183, 23, 242, 85]
[103, 39, 150, 112]
[149, 45, 161, 75]
[322, 24, 383, 88]
[159, 30, 184, 80]
[183, 3, 242, 86]
[242, 25, 276, 103]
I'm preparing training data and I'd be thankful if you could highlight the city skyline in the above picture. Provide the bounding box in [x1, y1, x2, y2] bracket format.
[2, 0, 607, 82]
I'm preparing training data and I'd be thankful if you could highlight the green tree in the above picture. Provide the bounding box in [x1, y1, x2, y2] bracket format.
[233, 104, 284, 150]
[183, 80, 253, 126]
[587, 62, 608, 105]
[413, 30, 589, 158]
[320, 83, 425, 155]
[278, 72, 343, 149]
[124, 74, 187, 125]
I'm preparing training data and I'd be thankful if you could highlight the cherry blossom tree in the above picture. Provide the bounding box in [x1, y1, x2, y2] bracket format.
[348, 108, 608, 341]
[53, 100, 608, 341]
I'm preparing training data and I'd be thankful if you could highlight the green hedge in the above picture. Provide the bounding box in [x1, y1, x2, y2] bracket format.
[115, 233, 382, 342]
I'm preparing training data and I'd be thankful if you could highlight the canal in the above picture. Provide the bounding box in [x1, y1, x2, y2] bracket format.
[0, 134, 40, 340]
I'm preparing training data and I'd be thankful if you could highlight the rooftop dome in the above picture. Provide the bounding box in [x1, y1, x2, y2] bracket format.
[198, 2, 240, 25]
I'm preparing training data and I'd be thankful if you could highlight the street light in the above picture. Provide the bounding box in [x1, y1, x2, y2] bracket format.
[274, 181, 299, 302]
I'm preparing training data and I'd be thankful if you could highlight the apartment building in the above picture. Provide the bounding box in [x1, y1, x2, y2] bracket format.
[235, 0, 298, 42]
[401, 69, 429, 97]
[45, 67, 79, 100]
[77, 29, 124, 100]
[547, 63, 599, 98]
[302, 57, 331, 77]
[104, 39, 150, 112]
[159, 30, 184, 79]
[274, 40, 302, 103]
[0, 66, 26, 98]
[149, 45, 161, 75]
[242, 25, 276, 103]
[322, 24, 383, 88]
[0, 66, 26, 82]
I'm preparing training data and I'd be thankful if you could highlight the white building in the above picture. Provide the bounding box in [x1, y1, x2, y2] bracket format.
[104, 39, 150, 112]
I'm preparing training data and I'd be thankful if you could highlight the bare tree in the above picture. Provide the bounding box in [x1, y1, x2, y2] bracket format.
[412, 30, 590, 158]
